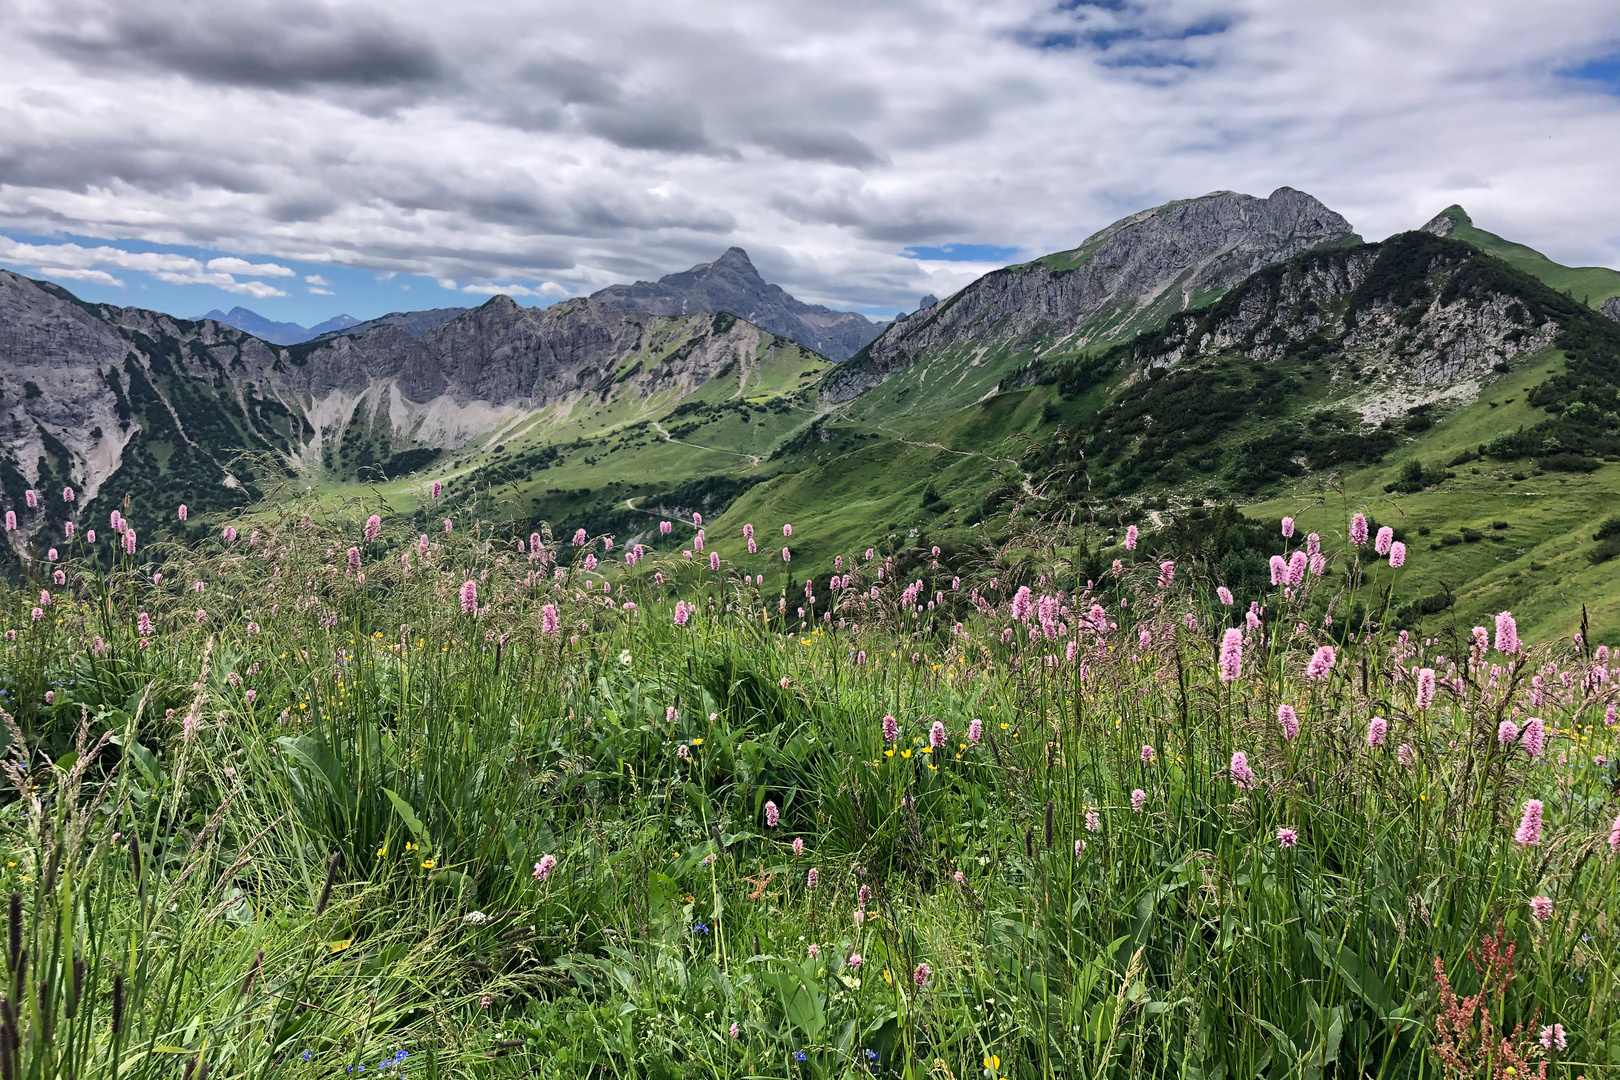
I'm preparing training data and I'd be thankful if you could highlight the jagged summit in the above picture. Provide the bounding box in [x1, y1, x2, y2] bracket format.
[591, 248, 881, 360]
[821, 187, 1359, 403]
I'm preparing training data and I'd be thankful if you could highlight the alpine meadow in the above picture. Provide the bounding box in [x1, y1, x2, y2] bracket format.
[3, 8, 1620, 1075]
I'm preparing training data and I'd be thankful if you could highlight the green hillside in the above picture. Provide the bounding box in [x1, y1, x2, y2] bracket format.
[1426, 204, 1620, 309]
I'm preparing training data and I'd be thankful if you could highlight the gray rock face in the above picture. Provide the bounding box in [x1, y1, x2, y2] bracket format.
[821, 187, 1357, 402]
[1135, 233, 1559, 388]
[591, 247, 881, 361]
[0, 271, 817, 545]
[313, 307, 468, 341]
[1603, 296, 1620, 324]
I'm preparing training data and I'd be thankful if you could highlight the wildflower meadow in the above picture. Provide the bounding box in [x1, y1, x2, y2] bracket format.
[0, 490, 1616, 1079]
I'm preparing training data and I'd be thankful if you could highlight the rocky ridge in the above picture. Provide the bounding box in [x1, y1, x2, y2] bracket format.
[820, 187, 1358, 402]
[591, 247, 882, 361]
[0, 270, 818, 549]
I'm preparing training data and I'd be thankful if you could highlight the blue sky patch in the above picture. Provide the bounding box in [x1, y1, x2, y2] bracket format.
[1564, 51, 1620, 94]
[903, 243, 1020, 262]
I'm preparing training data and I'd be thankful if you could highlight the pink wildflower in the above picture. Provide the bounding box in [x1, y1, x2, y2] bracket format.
[1388, 541, 1406, 568]
[1415, 668, 1435, 709]
[1367, 716, 1388, 749]
[1278, 704, 1299, 741]
[1397, 743, 1414, 766]
[1011, 586, 1033, 622]
[1269, 555, 1287, 585]
[541, 604, 559, 634]
[765, 800, 780, 827]
[347, 546, 360, 570]
[806, 867, 818, 890]
[1374, 526, 1393, 555]
[1494, 611, 1519, 654]
[783, 523, 792, 537]
[1281, 516, 1295, 538]
[222, 526, 237, 543]
[1350, 513, 1368, 546]
[1498, 719, 1519, 746]
[1218, 628, 1243, 683]
[62, 486, 74, 503]
[1141, 744, 1155, 763]
[124, 529, 136, 555]
[793, 837, 803, 856]
[177, 503, 187, 521]
[533, 854, 557, 881]
[1305, 645, 1336, 680]
[674, 599, 690, 626]
[430, 480, 442, 499]
[968, 718, 982, 745]
[443, 518, 453, 534]
[1229, 751, 1256, 791]
[1158, 560, 1175, 587]
[2, 511, 12, 532]
[459, 580, 477, 614]
[1608, 812, 1620, 853]
[1514, 799, 1543, 846]
[1130, 788, 1145, 813]
[710, 552, 720, 571]
[913, 962, 930, 988]
[1538, 1023, 1567, 1052]
[1520, 716, 1545, 758]
[883, 714, 899, 743]
[1216, 586, 1233, 605]
[929, 721, 946, 749]
[782, 547, 791, 562]
[1530, 896, 1553, 922]
[1125, 524, 1138, 550]
[1277, 827, 1299, 849]
[1287, 551, 1307, 586]
[24, 490, 36, 509]
[363, 514, 381, 541]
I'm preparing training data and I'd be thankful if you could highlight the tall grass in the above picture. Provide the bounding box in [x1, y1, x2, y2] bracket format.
[0, 501, 1615, 1078]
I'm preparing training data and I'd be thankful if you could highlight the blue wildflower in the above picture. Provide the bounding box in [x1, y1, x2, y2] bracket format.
[796, 1051, 807, 1061]
[693, 923, 709, 935]
[396, 1051, 408, 1061]
[302, 1050, 312, 1062]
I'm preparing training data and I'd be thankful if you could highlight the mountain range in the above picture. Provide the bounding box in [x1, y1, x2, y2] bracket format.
[195, 306, 361, 345]
[589, 247, 884, 361]
[4, 189, 1620, 636]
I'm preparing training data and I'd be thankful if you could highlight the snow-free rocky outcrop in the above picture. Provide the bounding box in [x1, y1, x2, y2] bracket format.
[1124, 231, 1577, 429]
[591, 247, 882, 361]
[821, 187, 1358, 402]
[0, 270, 816, 547]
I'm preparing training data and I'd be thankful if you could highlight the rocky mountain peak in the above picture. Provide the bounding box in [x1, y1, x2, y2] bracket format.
[590, 248, 880, 361]
[1421, 205, 1472, 238]
[821, 186, 1358, 403]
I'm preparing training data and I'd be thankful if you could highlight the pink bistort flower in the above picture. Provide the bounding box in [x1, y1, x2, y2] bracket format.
[1229, 751, 1256, 791]
[765, 800, 780, 827]
[1218, 628, 1243, 683]
[1278, 704, 1299, 741]
[1514, 799, 1543, 846]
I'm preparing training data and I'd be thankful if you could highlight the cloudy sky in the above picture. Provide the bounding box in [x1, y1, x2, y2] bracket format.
[2, 0, 1618, 325]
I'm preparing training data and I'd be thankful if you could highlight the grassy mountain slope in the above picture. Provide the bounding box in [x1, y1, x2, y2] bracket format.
[1424, 205, 1620, 309]
[1247, 350, 1620, 640]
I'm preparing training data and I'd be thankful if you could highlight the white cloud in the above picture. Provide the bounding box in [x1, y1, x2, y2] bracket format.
[308, 285, 334, 294]
[0, 0, 1617, 314]
[206, 256, 296, 277]
[38, 266, 124, 286]
[0, 236, 289, 296]
[304, 272, 331, 285]
[458, 280, 569, 298]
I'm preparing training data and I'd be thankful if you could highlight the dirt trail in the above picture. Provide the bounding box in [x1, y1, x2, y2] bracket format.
[651, 420, 761, 466]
